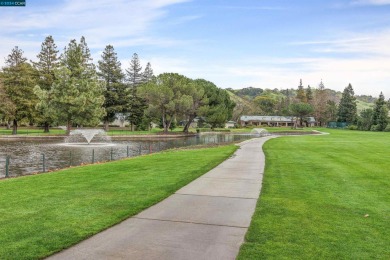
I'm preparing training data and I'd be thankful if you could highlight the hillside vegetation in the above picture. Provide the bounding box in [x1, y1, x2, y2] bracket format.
[227, 86, 376, 119]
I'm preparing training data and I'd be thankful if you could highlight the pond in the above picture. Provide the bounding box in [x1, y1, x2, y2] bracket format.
[0, 133, 253, 178]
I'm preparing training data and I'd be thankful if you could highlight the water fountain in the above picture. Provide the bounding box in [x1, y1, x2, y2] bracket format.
[62, 129, 114, 147]
[250, 128, 271, 137]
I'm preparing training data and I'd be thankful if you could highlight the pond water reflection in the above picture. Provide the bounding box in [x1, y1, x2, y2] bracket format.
[0, 133, 252, 178]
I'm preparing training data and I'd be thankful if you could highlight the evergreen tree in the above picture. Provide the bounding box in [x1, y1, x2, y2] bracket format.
[290, 102, 313, 127]
[32, 36, 60, 132]
[126, 95, 148, 130]
[326, 100, 338, 122]
[32, 36, 59, 90]
[5, 46, 26, 66]
[296, 79, 307, 103]
[143, 62, 154, 82]
[372, 92, 388, 131]
[357, 109, 374, 131]
[377, 105, 389, 131]
[0, 78, 16, 127]
[97, 45, 126, 131]
[125, 53, 147, 130]
[138, 73, 189, 133]
[337, 83, 357, 124]
[254, 95, 276, 115]
[126, 53, 143, 91]
[306, 85, 313, 104]
[42, 37, 105, 134]
[372, 92, 386, 125]
[203, 83, 235, 129]
[2, 46, 37, 134]
[182, 79, 209, 133]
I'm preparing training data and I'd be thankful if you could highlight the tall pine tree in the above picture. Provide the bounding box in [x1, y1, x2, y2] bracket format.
[337, 83, 357, 124]
[143, 62, 154, 82]
[41, 37, 105, 134]
[126, 53, 143, 92]
[97, 45, 126, 131]
[371, 92, 388, 131]
[306, 85, 313, 104]
[32, 36, 60, 132]
[296, 79, 307, 103]
[125, 53, 146, 130]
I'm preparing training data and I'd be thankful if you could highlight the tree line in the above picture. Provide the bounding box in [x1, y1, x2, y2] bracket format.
[230, 80, 389, 131]
[0, 36, 234, 135]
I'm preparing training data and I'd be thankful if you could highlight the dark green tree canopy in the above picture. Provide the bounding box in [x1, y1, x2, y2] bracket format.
[31, 36, 60, 132]
[97, 45, 126, 130]
[126, 53, 143, 90]
[32, 35, 59, 90]
[202, 81, 235, 128]
[337, 83, 357, 124]
[371, 92, 388, 131]
[35, 37, 105, 134]
[296, 79, 307, 103]
[143, 62, 154, 82]
[2, 46, 37, 134]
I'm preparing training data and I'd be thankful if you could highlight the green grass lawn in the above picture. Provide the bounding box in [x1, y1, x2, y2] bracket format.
[238, 129, 390, 259]
[229, 127, 316, 133]
[0, 127, 188, 136]
[0, 128, 66, 135]
[0, 145, 237, 259]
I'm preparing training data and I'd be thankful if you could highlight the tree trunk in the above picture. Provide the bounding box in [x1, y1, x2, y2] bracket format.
[183, 114, 196, 133]
[6, 120, 11, 129]
[162, 114, 168, 134]
[12, 119, 18, 135]
[66, 120, 72, 135]
[44, 122, 50, 133]
[104, 120, 109, 132]
[166, 118, 173, 133]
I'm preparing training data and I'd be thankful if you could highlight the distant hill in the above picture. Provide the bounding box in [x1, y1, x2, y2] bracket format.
[226, 87, 263, 100]
[227, 90, 259, 121]
[356, 99, 375, 113]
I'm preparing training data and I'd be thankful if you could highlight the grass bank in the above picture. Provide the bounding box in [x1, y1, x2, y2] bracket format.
[0, 145, 237, 259]
[238, 129, 390, 259]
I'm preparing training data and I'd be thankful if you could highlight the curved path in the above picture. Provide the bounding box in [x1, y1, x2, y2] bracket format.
[48, 136, 275, 260]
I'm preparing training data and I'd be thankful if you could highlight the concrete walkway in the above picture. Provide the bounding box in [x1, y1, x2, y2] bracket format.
[48, 137, 274, 260]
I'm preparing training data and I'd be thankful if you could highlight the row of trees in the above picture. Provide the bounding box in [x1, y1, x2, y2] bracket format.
[246, 79, 389, 131]
[356, 92, 389, 131]
[0, 36, 234, 134]
[254, 79, 338, 127]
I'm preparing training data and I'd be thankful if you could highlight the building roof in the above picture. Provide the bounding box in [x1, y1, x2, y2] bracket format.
[240, 115, 316, 123]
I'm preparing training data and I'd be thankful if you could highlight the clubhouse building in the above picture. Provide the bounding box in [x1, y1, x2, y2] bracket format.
[239, 115, 316, 127]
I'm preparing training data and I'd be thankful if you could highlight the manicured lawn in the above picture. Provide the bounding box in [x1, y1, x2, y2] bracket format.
[0, 145, 237, 259]
[238, 129, 390, 259]
[0, 127, 188, 136]
[230, 127, 316, 133]
[0, 128, 66, 135]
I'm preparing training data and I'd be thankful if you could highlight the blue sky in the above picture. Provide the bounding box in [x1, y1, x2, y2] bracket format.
[1, 0, 390, 97]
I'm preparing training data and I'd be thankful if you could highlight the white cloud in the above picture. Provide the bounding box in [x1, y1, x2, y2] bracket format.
[0, 0, 191, 66]
[351, 0, 390, 5]
[218, 55, 390, 98]
[290, 30, 390, 57]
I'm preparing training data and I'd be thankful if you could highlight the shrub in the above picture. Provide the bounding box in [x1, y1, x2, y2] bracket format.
[370, 124, 379, 131]
[348, 125, 358, 130]
[384, 125, 390, 132]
